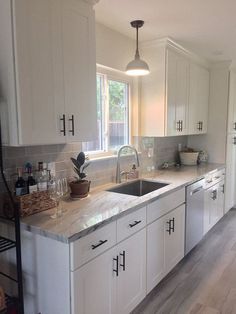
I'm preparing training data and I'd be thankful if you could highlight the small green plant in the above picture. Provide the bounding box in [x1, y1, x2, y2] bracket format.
[71, 152, 90, 182]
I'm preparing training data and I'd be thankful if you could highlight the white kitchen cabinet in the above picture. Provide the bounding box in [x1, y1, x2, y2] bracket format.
[147, 204, 185, 293]
[227, 71, 236, 134]
[71, 227, 146, 314]
[71, 246, 117, 314]
[140, 38, 209, 137]
[116, 228, 146, 314]
[225, 134, 236, 212]
[165, 204, 185, 274]
[0, 0, 97, 146]
[188, 63, 209, 134]
[217, 181, 225, 219]
[147, 215, 165, 293]
[204, 185, 217, 234]
[166, 49, 189, 136]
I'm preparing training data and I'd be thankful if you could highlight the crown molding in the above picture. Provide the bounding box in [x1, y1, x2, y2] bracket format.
[209, 60, 232, 69]
[83, 0, 100, 6]
[141, 36, 210, 68]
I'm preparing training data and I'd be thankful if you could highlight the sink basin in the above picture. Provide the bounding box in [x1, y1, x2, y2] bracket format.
[107, 179, 169, 197]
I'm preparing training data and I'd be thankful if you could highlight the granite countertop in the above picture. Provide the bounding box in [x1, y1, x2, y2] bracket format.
[21, 163, 225, 243]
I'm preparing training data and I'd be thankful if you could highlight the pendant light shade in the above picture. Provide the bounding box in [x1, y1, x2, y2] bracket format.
[126, 20, 150, 76]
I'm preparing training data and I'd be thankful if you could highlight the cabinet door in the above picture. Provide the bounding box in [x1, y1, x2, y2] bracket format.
[14, 0, 66, 145]
[166, 49, 177, 136]
[71, 246, 117, 314]
[116, 228, 146, 314]
[189, 64, 209, 134]
[175, 56, 189, 135]
[166, 49, 189, 136]
[165, 204, 185, 275]
[204, 185, 218, 233]
[227, 71, 236, 134]
[61, 0, 97, 142]
[217, 181, 225, 220]
[225, 134, 236, 212]
[147, 215, 165, 293]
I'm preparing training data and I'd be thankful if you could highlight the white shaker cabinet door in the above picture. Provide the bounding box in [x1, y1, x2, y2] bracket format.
[61, 0, 97, 142]
[188, 64, 209, 134]
[227, 71, 236, 134]
[13, 0, 66, 145]
[71, 246, 117, 314]
[147, 215, 165, 294]
[116, 228, 146, 314]
[165, 204, 185, 275]
[225, 134, 236, 212]
[166, 49, 189, 136]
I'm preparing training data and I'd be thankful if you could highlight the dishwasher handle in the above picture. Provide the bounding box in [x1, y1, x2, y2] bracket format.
[189, 186, 204, 196]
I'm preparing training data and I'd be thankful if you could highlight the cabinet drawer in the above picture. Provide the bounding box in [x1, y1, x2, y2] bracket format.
[117, 206, 146, 243]
[147, 188, 185, 224]
[70, 221, 116, 271]
[205, 168, 225, 188]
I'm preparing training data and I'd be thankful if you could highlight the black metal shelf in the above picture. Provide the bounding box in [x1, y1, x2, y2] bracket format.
[0, 294, 18, 314]
[0, 123, 24, 313]
[0, 236, 16, 253]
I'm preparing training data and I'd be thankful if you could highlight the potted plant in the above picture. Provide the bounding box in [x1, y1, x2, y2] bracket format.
[70, 152, 91, 198]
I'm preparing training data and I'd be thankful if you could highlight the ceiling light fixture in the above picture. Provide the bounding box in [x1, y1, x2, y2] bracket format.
[126, 20, 150, 76]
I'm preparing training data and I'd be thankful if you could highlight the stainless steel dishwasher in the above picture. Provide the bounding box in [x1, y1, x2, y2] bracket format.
[185, 178, 205, 255]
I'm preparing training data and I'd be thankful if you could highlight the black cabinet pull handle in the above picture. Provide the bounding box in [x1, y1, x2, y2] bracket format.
[166, 220, 171, 235]
[69, 115, 75, 136]
[129, 220, 141, 228]
[170, 218, 175, 233]
[113, 256, 119, 276]
[176, 120, 181, 131]
[120, 251, 125, 271]
[197, 121, 201, 131]
[222, 184, 225, 194]
[180, 120, 183, 132]
[60, 114, 66, 136]
[91, 239, 108, 250]
[201, 121, 203, 131]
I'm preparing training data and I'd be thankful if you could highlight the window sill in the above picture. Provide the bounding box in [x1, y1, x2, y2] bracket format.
[87, 151, 141, 162]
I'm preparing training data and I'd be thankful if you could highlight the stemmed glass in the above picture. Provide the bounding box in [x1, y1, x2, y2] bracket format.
[48, 177, 68, 219]
[48, 178, 61, 219]
[58, 178, 69, 213]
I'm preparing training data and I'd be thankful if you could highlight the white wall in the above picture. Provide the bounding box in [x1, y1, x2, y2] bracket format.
[188, 62, 230, 163]
[96, 22, 134, 71]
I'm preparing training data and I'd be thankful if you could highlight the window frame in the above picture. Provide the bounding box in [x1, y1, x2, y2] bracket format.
[83, 65, 133, 159]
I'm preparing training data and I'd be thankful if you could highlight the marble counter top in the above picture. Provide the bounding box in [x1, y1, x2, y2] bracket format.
[21, 163, 225, 243]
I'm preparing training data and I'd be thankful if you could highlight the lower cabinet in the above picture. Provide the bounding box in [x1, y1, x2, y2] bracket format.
[204, 181, 225, 234]
[71, 228, 146, 314]
[147, 204, 185, 293]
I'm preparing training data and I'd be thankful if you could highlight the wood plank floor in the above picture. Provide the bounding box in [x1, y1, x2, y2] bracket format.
[132, 209, 236, 314]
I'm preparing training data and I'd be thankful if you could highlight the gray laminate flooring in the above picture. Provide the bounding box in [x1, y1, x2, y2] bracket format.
[132, 209, 236, 314]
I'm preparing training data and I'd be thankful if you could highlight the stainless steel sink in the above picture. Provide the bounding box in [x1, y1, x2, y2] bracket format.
[107, 179, 169, 197]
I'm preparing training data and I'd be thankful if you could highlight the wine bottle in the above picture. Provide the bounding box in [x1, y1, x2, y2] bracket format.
[27, 168, 37, 194]
[37, 162, 48, 191]
[15, 167, 27, 196]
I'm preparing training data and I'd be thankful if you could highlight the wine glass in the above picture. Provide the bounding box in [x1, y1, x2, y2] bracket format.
[48, 178, 62, 219]
[58, 178, 69, 213]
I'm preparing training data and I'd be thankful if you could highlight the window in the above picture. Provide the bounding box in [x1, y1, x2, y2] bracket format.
[83, 70, 130, 155]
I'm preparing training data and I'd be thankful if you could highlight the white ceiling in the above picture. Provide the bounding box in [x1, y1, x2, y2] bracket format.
[95, 0, 236, 64]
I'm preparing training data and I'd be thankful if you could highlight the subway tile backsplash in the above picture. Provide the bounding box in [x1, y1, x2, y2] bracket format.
[2, 136, 187, 189]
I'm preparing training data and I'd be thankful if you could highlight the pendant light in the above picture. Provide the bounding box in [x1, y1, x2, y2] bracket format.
[126, 20, 150, 76]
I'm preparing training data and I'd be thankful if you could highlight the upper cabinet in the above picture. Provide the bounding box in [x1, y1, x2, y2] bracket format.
[227, 70, 236, 134]
[188, 63, 209, 134]
[140, 39, 209, 137]
[0, 0, 97, 146]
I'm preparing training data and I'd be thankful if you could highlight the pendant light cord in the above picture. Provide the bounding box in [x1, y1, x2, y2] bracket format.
[135, 26, 140, 59]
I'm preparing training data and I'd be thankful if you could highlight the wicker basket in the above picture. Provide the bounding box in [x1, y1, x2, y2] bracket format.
[179, 152, 199, 166]
[1, 190, 56, 218]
